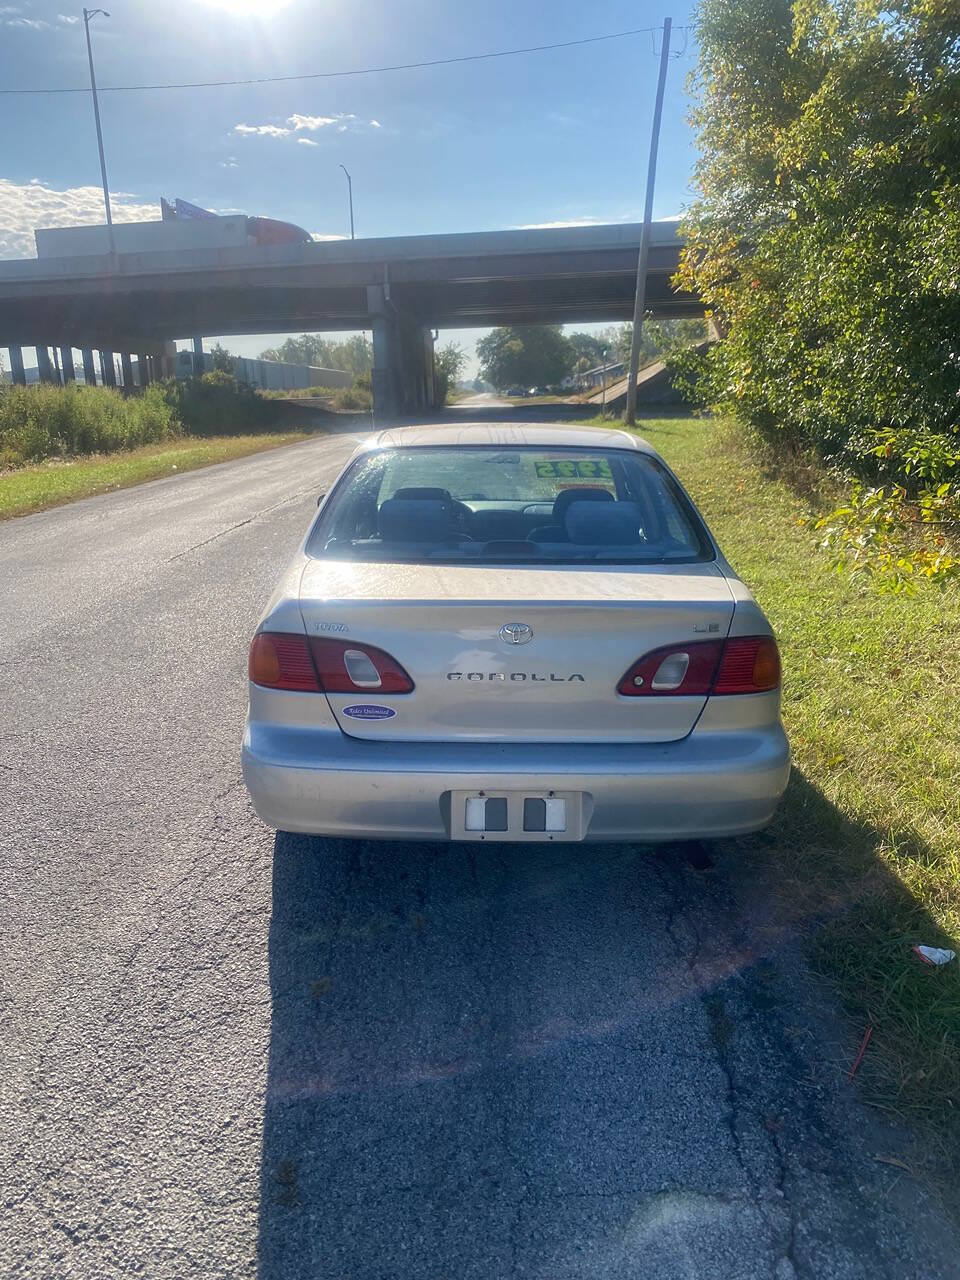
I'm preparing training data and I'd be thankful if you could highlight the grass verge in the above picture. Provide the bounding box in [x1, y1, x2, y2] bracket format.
[585, 411, 960, 1178]
[0, 431, 319, 520]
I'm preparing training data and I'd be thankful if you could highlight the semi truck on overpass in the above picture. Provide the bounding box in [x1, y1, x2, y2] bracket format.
[35, 199, 312, 259]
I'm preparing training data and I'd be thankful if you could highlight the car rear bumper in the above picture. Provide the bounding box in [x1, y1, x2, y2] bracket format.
[242, 721, 790, 842]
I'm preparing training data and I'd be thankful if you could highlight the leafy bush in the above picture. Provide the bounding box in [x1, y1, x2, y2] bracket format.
[330, 385, 373, 411]
[680, 0, 960, 587]
[161, 371, 271, 436]
[0, 370, 289, 469]
[0, 383, 178, 468]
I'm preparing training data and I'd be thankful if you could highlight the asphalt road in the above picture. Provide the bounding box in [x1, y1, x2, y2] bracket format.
[2, 431, 958, 1279]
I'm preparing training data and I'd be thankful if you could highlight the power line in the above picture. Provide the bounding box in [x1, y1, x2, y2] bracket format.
[0, 25, 685, 97]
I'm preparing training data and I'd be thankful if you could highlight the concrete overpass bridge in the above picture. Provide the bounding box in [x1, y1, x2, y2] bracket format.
[0, 220, 697, 416]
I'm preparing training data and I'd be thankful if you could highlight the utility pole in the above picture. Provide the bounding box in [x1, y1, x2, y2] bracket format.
[624, 16, 672, 426]
[83, 8, 115, 256]
[339, 165, 355, 239]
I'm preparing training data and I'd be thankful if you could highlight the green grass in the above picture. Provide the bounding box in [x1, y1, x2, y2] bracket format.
[257, 385, 347, 399]
[0, 431, 318, 520]
[586, 411, 960, 1176]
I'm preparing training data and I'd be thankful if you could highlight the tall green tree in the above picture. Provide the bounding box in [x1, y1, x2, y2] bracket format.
[210, 343, 235, 374]
[680, 0, 960, 585]
[476, 326, 575, 389]
[260, 333, 373, 375]
[567, 332, 607, 368]
[433, 342, 467, 406]
[590, 321, 707, 368]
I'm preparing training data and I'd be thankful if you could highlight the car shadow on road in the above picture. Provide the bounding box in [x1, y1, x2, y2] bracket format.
[256, 768, 958, 1279]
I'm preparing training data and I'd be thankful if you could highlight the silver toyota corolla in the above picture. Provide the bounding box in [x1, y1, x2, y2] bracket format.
[242, 423, 789, 842]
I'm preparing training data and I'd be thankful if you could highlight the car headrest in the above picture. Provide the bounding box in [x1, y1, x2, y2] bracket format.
[552, 487, 615, 520]
[378, 498, 454, 543]
[391, 487, 453, 502]
[565, 500, 643, 545]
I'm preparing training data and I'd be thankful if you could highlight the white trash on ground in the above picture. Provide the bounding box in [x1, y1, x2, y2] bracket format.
[912, 945, 956, 966]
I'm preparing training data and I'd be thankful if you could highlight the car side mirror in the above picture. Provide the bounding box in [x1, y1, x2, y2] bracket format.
[316, 492, 326, 506]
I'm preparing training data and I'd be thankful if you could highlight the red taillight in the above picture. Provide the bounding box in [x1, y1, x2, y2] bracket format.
[617, 641, 723, 696]
[617, 635, 780, 697]
[308, 638, 414, 694]
[713, 636, 780, 694]
[249, 632, 320, 691]
[248, 632, 414, 694]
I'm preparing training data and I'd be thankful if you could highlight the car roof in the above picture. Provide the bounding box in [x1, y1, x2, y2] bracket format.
[362, 422, 655, 454]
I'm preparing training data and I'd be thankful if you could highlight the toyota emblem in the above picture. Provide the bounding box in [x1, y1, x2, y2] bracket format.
[499, 622, 534, 646]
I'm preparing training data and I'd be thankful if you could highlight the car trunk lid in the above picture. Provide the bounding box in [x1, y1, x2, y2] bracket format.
[298, 559, 734, 743]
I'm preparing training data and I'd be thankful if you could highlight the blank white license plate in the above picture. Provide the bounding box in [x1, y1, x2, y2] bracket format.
[449, 791, 585, 841]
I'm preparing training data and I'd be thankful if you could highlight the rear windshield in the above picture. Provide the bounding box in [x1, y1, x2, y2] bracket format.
[307, 446, 714, 565]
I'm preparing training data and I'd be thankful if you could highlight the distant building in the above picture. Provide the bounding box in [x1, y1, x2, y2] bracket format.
[578, 360, 625, 389]
[172, 351, 352, 391]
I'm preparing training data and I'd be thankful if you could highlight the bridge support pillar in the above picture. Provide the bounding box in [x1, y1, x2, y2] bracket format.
[8, 345, 26, 386]
[60, 347, 76, 382]
[367, 286, 437, 420]
[160, 341, 176, 380]
[100, 352, 117, 387]
[370, 312, 395, 419]
[119, 352, 133, 387]
[81, 349, 97, 385]
[193, 336, 204, 376]
[137, 354, 150, 386]
[36, 346, 55, 384]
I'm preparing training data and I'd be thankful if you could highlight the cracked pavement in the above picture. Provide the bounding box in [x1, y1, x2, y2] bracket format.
[2, 432, 958, 1278]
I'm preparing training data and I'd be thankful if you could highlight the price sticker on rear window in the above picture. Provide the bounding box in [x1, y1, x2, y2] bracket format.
[535, 459, 614, 481]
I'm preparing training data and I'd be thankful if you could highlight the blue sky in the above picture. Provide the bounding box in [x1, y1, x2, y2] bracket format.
[1, 0, 702, 372]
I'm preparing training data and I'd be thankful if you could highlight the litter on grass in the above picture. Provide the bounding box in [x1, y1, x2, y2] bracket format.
[912, 945, 956, 967]
[847, 1025, 873, 1083]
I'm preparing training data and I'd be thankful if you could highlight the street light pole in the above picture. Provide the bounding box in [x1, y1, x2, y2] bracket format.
[601, 347, 608, 417]
[339, 165, 355, 240]
[624, 16, 672, 427]
[82, 8, 114, 254]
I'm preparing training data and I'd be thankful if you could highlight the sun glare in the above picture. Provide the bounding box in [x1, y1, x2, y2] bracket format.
[204, 0, 292, 13]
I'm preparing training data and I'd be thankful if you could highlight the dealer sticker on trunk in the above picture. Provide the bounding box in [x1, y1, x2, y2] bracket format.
[342, 704, 397, 721]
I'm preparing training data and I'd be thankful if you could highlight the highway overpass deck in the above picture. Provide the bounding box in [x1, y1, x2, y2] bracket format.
[0, 220, 699, 415]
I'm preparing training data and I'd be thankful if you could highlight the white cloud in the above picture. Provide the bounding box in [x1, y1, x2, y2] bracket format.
[6, 15, 51, 28]
[234, 123, 291, 138]
[288, 113, 339, 131]
[57, 13, 79, 24]
[310, 232, 348, 241]
[297, 138, 319, 148]
[234, 113, 380, 142]
[0, 178, 158, 259]
[219, 156, 239, 168]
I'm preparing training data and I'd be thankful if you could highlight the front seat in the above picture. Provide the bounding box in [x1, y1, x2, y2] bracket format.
[378, 498, 455, 543]
[565, 500, 643, 546]
[529, 487, 615, 542]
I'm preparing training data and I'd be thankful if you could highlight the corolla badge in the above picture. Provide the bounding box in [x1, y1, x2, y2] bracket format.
[499, 622, 534, 646]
